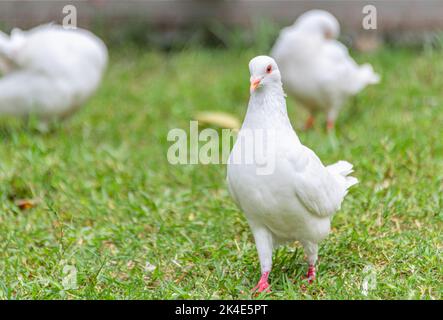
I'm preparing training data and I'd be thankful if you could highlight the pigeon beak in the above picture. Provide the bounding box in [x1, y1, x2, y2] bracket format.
[250, 77, 261, 91]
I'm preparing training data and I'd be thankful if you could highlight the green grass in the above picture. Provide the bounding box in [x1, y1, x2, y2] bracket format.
[0, 46, 442, 299]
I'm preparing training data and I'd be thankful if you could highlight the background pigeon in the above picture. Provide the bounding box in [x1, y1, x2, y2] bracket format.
[0, 24, 108, 124]
[271, 10, 380, 130]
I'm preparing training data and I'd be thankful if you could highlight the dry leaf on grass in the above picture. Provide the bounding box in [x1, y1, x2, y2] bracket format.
[14, 198, 40, 210]
[194, 111, 241, 130]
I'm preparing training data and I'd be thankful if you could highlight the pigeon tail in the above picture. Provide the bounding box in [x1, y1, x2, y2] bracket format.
[327, 160, 358, 191]
[359, 63, 380, 85]
[346, 64, 380, 95]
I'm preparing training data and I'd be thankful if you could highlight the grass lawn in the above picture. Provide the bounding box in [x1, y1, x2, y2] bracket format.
[0, 46, 442, 299]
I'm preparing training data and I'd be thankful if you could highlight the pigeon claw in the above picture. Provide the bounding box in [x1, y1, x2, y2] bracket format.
[252, 271, 271, 293]
[300, 265, 316, 290]
[302, 265, 316, 284]
[253, 281, 271, 293]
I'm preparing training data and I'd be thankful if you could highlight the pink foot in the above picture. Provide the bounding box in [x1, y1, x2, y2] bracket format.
[326, 120, 335, 131]
[304, 115, 315, 130]
[252, 271, 271, 293]
[305, 265, 316, 283]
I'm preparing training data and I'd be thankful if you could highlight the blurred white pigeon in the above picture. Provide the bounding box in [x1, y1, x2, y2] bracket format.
[271, 10, 380, 130]
[227, 56, 358, 292]
[0, 24, 107, 123]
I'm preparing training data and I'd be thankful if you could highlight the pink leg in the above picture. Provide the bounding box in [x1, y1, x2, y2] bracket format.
[252, 271, 271, 293]
[306, 265, 316, 283]
[326, 119, 335, 131]
[304, 115, 315, 130]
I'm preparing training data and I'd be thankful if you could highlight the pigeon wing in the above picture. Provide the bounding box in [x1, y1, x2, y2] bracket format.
[287, 145, 345, 218]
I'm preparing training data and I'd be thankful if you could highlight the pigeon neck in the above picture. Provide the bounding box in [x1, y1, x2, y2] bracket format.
[244, 84, 292, 129]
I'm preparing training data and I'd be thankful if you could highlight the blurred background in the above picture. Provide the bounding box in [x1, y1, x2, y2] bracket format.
[1, 0, 443, 50]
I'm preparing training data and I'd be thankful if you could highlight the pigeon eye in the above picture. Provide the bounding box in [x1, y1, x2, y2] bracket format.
[266, 65, 272, 73]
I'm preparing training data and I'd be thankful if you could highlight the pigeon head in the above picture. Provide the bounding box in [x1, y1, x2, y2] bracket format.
[294, 10, 340, 39]
[249, 55, 282, 93]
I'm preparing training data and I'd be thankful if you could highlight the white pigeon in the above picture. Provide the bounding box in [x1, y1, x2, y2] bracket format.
[227, 56, 358, 292]
[0, 24, 108, 123]
[271, 10, 380, 130]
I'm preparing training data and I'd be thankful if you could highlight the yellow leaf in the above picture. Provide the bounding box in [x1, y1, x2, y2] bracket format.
[194, 112, 240, 130]
[14, 198, 40, 210]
